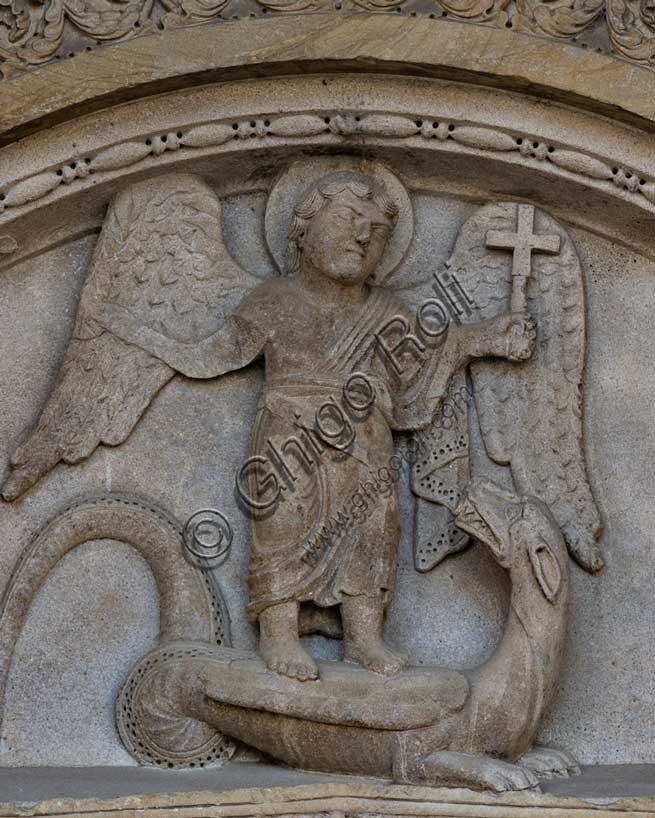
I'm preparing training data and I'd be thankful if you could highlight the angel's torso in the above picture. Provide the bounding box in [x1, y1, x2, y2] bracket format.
[237, 277, 410, 386]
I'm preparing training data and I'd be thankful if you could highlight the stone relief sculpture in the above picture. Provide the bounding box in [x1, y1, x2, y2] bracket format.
[0, 161, 603, 791]
[513, 0, 604, 38]
[607, 0, 655, 63]
[1, 0, 654, 76]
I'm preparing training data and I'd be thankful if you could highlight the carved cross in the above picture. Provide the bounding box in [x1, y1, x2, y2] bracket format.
[486, 204, 561, 312]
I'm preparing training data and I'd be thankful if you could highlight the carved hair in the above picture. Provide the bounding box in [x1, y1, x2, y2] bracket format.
[286, 172, 399, 275]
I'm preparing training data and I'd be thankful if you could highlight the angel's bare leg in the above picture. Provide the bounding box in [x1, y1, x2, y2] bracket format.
[259, 601, 318, 681]
[342, 594, 407, 675]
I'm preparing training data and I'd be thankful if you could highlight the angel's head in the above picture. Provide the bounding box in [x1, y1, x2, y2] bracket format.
[287, 172, 398, 285]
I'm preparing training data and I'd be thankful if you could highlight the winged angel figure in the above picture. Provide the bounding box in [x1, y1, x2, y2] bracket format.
[1, 171, 598, 684]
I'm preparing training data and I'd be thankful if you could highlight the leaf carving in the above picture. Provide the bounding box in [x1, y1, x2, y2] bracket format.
[0, 0, 653, 73]
[351, 0, 406, 9]
[4, 172, 61, 207]
[0, 0, 155, 75]
[160, 0, 230, 24]
[331, 114, 419, 139]
[0, 0, 64, 73]
[437, 0, 510, 22]
[514, 0, 604, 37]
[548, 150, 614, 180]
[63, 0, 154, 40]
[90, 142, 153, 172]
[255, 0, 328, 10]
[640, 182, 655, 204]
[182, 123, 235, 148]
[269, 115, 328, 138]
[608, 0, 655, 64]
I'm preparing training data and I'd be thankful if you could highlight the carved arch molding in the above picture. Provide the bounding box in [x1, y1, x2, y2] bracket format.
[1, 71, 654, 276]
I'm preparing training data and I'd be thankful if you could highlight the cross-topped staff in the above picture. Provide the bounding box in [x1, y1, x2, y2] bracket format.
[486, 204, 561, 313]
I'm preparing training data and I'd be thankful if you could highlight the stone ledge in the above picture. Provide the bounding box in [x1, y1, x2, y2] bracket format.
[0, 764, 654, 818]
[3, 15, 655, 145]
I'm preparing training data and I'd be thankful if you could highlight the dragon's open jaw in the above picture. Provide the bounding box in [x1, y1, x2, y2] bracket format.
[454, 479, 523, 568]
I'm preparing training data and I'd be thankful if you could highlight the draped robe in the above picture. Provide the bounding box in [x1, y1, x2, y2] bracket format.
[87, 276, 470, 621]
[245, 287, 467, 619]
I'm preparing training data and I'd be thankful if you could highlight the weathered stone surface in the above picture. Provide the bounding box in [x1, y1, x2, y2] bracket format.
[3, 16, 655, 142]
[1, 765, 654, 818]
[0, 3, 654, 802]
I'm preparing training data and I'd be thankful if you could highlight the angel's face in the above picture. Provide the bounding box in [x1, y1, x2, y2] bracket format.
[301, 190, 394, 285]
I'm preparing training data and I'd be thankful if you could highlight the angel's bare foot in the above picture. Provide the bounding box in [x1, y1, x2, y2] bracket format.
[344, 639, 407, 675]
[341, 593, 407, 675]
[403, 750, 540, 792]
[519, 746, 581, 779]
[261, 640, 319, 681]
[258, 601, 318, 682]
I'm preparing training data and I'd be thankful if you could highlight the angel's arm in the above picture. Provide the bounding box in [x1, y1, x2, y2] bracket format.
[389, 308, 535, 430]
[89, 292, 268, 379]
[420, 312, 535, 402]
[459, 311, 536, 362]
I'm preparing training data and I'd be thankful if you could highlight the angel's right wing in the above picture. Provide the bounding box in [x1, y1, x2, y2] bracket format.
[2, 173, 260, 501]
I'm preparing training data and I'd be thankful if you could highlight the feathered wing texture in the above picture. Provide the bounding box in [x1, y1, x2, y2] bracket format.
[449, 202, 603, 573]
[2, 173, 259, 501]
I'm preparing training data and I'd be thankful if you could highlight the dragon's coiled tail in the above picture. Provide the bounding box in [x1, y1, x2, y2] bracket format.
[0, 494, 229, 734]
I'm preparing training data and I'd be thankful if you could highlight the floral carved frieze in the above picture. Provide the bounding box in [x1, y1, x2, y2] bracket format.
[513, 0, 605, 38]
[1, 0, 655, 78]
[0, 0, 151, 73]
[607, 0, 655, 63]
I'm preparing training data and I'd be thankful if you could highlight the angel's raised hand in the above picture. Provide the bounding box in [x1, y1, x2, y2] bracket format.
[505, 312, 537, 362]
[470, 310, 536, 361]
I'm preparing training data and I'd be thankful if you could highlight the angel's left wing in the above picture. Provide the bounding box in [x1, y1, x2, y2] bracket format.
[2, 173, 260, 501]
[449, 202, 603, 573]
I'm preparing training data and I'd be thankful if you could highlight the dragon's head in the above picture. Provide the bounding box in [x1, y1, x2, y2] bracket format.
[455, 479, 565, 603]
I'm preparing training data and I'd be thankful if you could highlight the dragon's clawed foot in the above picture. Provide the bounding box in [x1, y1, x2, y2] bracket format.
[402, 750, 541, 793]
[519, 746, 581, 779]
